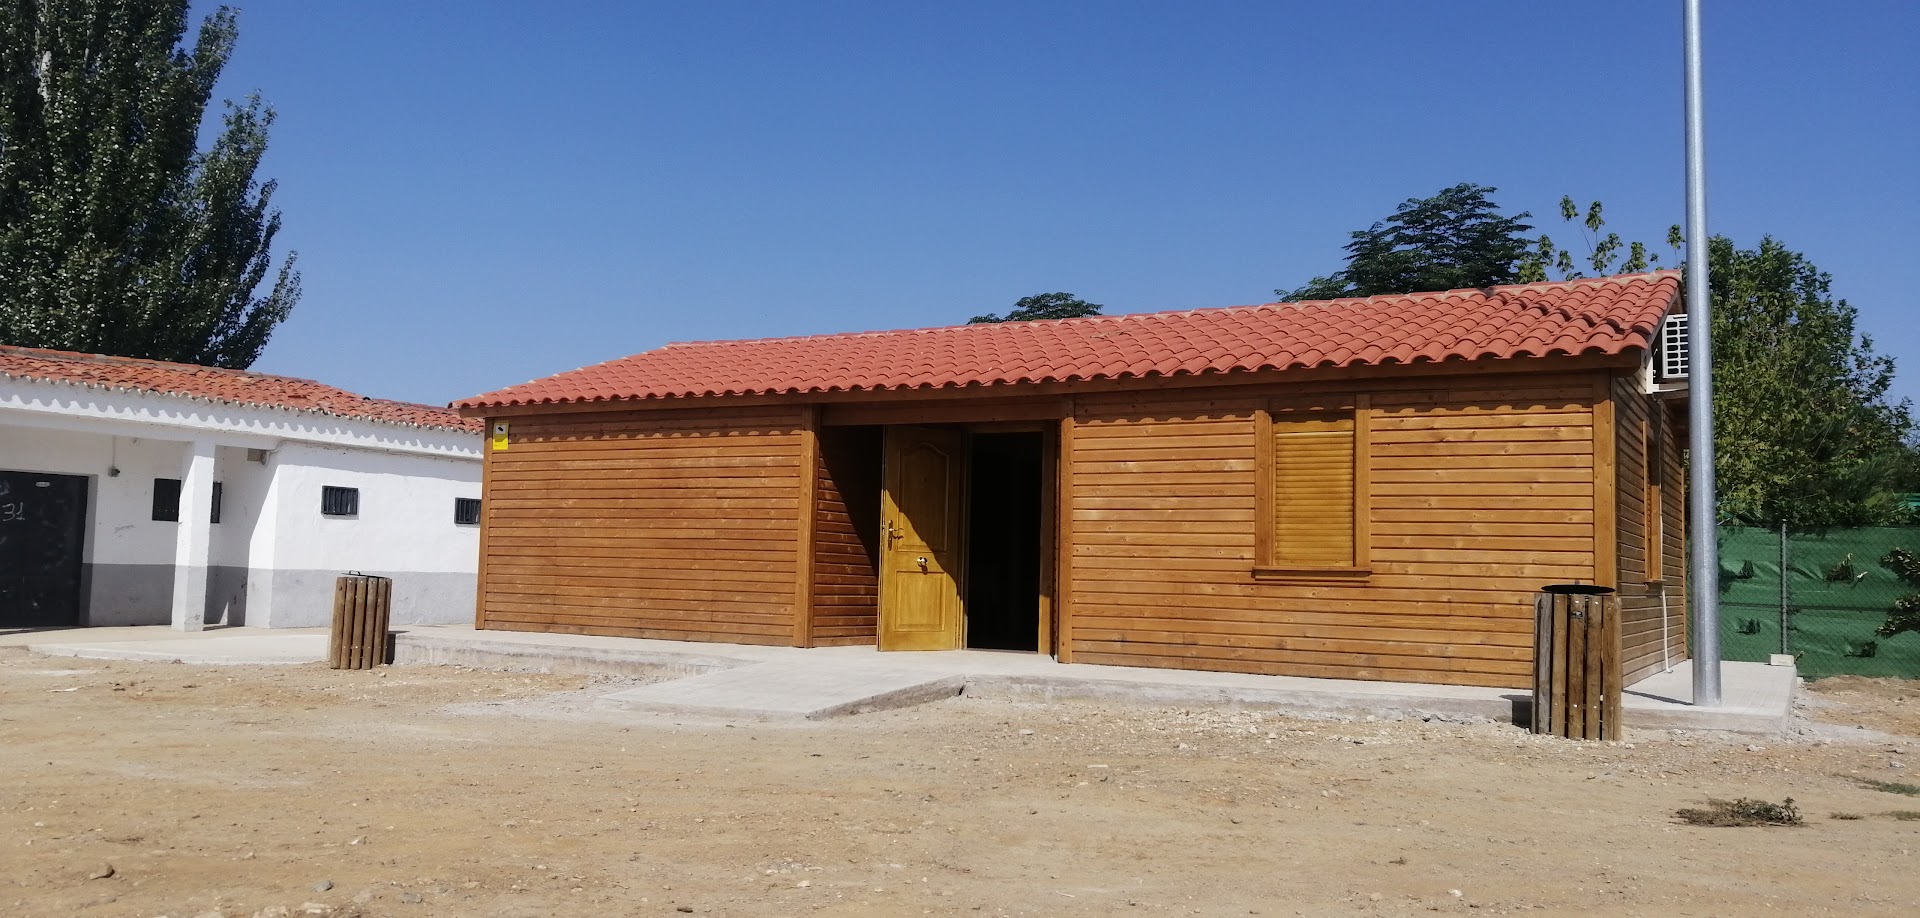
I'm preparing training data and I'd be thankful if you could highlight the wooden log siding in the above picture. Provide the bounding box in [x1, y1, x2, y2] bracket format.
[478, 406, 807, 644]
[1610, 373, 1691, 684]
[1064, 373, 1603, 689]
[811, 427, 881, 646]
[1659, 401, 1688, 662]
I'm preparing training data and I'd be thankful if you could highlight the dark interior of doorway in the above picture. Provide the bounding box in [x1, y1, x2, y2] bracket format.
[965, 432, 1041, 651]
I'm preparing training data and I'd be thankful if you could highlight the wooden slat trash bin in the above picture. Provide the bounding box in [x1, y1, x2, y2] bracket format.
[329, 572, 392, 670]
[1532, 583, 1621, 740]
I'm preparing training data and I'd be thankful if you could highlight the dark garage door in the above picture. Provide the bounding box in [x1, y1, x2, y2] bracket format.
[0, 470, 88, 628]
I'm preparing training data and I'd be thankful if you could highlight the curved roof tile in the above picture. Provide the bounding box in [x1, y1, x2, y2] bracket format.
[459, 272, 1680, 409]
[0, 346, 482, 433]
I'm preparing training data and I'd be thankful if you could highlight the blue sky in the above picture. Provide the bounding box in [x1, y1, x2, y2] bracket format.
[200, 1, 1919, 409]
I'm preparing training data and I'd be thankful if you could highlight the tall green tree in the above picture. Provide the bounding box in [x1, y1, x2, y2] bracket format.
[1280, 184, 1914, 527]
[0, 1, 298, 368]
[1276, 184, 1535, 301]
[1708, 236, 1912, 529]
[1524, 208, 1910, 527]
[970, 291, 1103, 324]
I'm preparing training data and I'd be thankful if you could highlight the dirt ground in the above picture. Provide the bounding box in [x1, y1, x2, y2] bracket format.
[1, 649, 1916, 918]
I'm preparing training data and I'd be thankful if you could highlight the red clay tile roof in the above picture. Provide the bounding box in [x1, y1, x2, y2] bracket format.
[0, 346, 483, 433]
[460, 271, 1682, 410]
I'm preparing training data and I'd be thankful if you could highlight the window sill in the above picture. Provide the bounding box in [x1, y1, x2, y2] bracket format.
[1252, 566, 1372, 582]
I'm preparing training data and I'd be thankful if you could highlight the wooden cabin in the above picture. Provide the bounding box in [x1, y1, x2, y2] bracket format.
[456, 272, 1691, 689]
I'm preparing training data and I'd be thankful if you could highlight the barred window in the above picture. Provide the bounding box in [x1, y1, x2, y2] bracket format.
[152, 478, 181, 522]
[321, 486, 359, 517]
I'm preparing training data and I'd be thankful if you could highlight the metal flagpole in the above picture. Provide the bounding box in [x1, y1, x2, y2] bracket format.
[1684, 0, 1722, 706]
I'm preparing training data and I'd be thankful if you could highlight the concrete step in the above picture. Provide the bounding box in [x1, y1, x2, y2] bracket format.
[392, 629, 747, 681]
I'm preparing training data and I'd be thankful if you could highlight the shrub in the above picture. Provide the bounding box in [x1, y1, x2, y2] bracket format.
[1675, 798, 1802, 827]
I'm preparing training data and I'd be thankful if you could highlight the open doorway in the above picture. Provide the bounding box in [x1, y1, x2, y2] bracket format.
[865, 424, 1050, 653]
[964, 432, 1042, 651]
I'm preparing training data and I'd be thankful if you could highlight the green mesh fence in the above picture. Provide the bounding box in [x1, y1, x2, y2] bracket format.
[1717, 526, 1920, 679]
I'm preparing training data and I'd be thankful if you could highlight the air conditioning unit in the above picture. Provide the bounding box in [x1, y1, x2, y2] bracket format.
[1657, 313, 1689, 380]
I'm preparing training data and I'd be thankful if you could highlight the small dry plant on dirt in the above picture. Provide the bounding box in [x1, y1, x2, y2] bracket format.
[1888, 811, 1920, 821]
[1844, 776, 1920, 797]
[1674, 798, 1802, 827]
[1830, 812, 1864, 820]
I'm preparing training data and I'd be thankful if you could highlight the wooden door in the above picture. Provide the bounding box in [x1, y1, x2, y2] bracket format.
[878, 427, 967, 651]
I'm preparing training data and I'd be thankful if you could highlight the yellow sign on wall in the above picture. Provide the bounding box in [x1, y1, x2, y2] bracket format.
[491, 421, 509, 452]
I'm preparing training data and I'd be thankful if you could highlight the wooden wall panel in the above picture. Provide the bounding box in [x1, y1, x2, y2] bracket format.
[478, 406, 806, 644]
[1064, 373, 1603, 689]
[1662, 405, 1689, 662]
[811, 426, 881, 646]
[1613, 375, 1650, 585]
[1612, 378, 1692, 684]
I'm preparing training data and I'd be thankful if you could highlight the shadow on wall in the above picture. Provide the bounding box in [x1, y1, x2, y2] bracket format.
[208, 565, 247, 626]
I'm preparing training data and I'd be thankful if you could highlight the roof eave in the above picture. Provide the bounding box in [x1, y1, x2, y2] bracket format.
[3, 373, 482, 435]
[461, 349, 1646, 416]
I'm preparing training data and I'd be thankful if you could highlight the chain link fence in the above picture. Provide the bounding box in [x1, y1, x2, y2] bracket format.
[1717, 525, 1920, 679]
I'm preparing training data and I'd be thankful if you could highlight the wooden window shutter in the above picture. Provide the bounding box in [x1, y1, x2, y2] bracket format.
[1271, 411, 1357, 567]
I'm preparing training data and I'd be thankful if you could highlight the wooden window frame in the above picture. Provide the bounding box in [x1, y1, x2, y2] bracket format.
[1253, 395, 1372, 581]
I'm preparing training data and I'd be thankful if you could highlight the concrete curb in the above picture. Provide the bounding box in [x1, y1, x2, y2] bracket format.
[27, 635, 325, 665]
[961, 675, 1523, 723]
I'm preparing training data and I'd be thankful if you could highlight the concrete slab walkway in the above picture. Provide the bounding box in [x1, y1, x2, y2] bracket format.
[1621, 660, 1798, 732]
[599, 661, 968, 719]
[8, 624, 1800, 733]
[391, 626, 1798, 732]
[8, 626, 328, 664]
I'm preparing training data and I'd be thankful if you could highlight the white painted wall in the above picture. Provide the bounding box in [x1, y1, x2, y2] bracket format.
[245, 441, 482, 627]
[2, 375, 482, 629]
[266, 441, 481, 574]
[0, 427, 180, 567]
[207, 446, 274, 625]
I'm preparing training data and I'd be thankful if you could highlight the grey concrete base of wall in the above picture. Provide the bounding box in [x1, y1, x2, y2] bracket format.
[256, 570, 475, 628]
[78, 565, 473, 629]
[82, 563, 173, 626]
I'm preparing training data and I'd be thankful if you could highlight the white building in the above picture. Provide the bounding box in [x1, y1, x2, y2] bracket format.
[0, 346, 483, 631]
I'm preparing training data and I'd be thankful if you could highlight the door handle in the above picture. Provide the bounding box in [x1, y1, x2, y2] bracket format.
[885, 521, 903, 548]
[917, 557, 929, 571]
